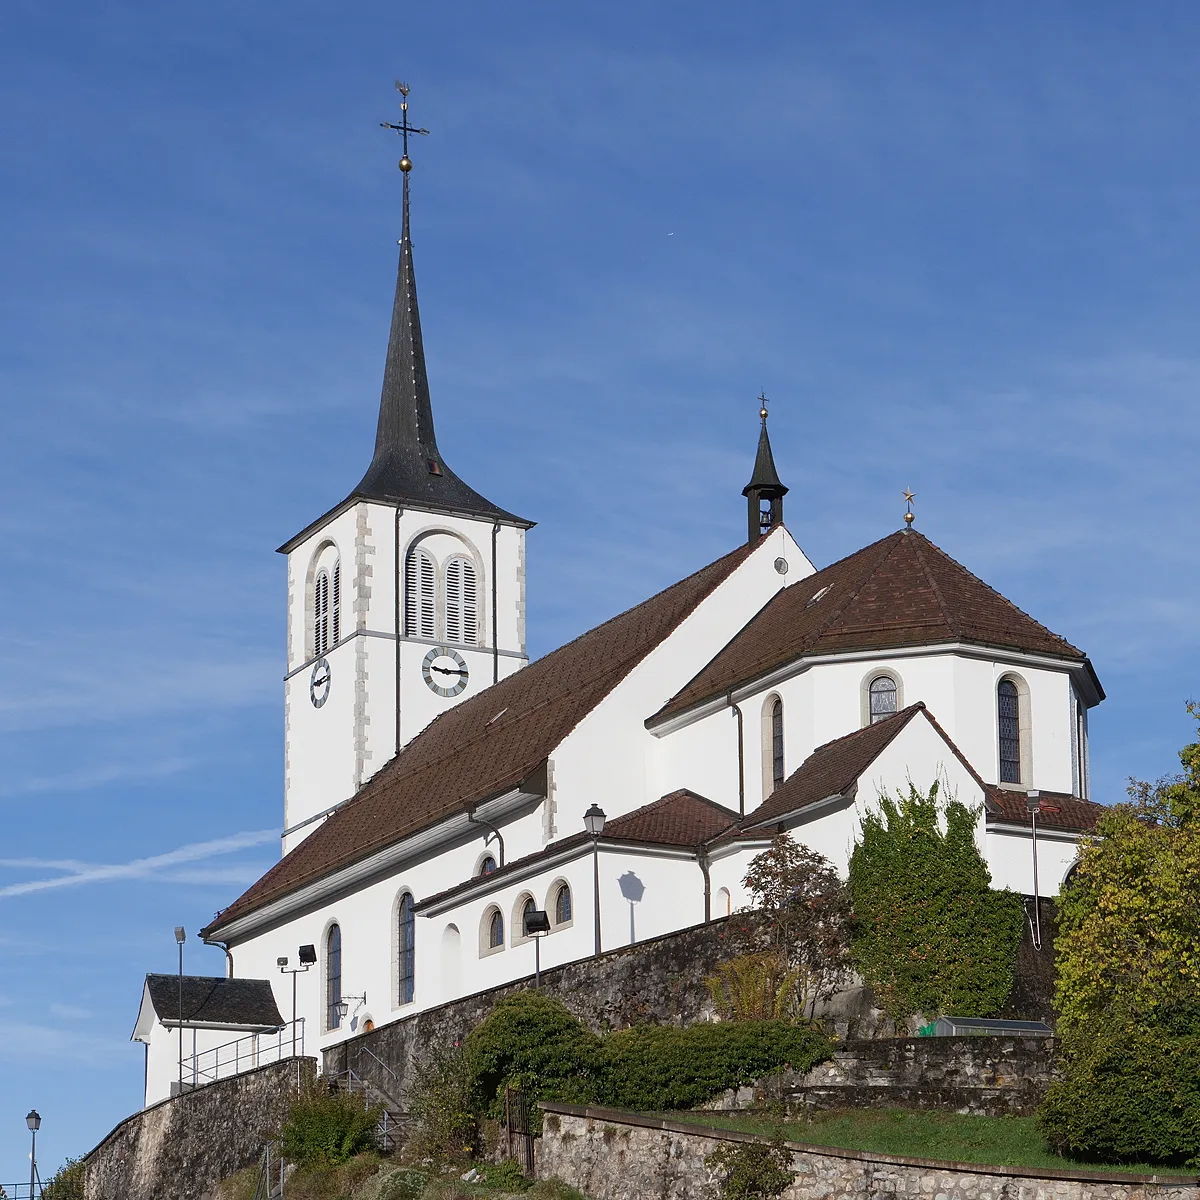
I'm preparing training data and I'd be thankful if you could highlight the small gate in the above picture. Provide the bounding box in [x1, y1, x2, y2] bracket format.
[503, 1086, 535, 1176]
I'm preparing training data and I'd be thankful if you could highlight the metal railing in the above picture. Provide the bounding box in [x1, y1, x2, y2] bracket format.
[1, 1184, 41, 1199]
[252, 1141, 285, 1200]
[179, 1018, 305, 1090]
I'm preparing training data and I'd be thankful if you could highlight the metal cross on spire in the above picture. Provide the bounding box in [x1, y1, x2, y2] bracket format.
[903, 487, 917, 528]
[758, 390, 770, 423]
[380, 80, 429, 173]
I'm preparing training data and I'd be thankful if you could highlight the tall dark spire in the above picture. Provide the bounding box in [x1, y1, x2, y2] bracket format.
[352, 86, 529, 526]
[742, 394, 788, 544]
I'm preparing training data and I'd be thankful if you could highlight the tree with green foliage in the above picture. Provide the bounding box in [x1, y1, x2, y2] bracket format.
[706, 1133, 795, 1199]
[1040, 704, 1200, 1163]
[847, 780, 1025, 1028]
[725, 834, 853, 1021]
[280, 1082, 383, 1167]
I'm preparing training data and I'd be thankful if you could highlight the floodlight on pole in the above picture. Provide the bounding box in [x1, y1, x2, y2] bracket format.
[584, 805, 606, 957]
[523, 908, 551, 988]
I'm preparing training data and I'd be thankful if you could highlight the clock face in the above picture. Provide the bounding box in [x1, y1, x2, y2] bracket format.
[310, 657, 331, 708]
[422, 646, 469, 697]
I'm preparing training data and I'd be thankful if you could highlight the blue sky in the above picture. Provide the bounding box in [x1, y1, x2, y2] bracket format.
[2, 0, 1198, 1179]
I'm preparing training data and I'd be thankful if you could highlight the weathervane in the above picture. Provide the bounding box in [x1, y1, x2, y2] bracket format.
[902, 488, 916, 528]
[380, 80, 429, 173]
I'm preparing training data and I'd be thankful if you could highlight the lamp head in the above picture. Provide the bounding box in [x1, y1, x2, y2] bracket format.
[524, 909, 551, 936]
[174, 926, 186, 945]
[26, 1110, 40, 1132]
[1026, 790, 1041, 815]
[277, 956, 289, 968]
[583, 804, 606, 837]
[298, 943, 317, 965]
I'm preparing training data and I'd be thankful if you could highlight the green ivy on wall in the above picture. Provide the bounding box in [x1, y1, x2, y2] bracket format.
[848, 781, 1025, 1029]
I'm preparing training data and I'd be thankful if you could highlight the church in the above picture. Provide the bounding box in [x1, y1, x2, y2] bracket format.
[133, 98, 1105, 1107]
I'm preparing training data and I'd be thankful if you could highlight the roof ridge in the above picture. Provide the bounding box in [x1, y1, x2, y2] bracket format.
[806, 701, 925, 758]
[916, 532, 1082, 656]
[909, 534, 961, 640]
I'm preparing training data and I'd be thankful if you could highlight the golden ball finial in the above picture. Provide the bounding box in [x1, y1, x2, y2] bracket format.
[904, 510, 914, 526]
[759, 406, 769, 421]
[399, 155, 413, 173]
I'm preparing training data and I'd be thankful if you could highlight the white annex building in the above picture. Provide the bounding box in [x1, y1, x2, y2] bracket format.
[134, 123, 1106, 1106]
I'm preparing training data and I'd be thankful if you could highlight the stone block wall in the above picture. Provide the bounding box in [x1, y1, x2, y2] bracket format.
[538, 1104, 1199, 1200]
[83, 1057, 315, 1200]
[323, 918, 735, 1103]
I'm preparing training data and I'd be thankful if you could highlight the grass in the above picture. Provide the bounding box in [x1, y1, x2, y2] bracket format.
[663, 1109, 1198, 1178]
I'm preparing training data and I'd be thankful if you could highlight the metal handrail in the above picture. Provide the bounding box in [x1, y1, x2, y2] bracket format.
[358, 1045, 402, 1090]
[179, 1018, 305, 1090]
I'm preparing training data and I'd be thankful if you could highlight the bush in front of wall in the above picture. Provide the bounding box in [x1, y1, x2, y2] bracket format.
[406, 1041, 481, 1164]
[600, 1021, 831, 1112]
[281, 1083, 384, 1167]
[465, 991, 604, 1121]
[705, 1133, 795, 1200]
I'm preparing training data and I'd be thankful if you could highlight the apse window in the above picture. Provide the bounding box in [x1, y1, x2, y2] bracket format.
[553, 882, 572, 927]
[770, 698, 785, 792]
[998, 678, 1022, 784]
[869, 675, 898, 724]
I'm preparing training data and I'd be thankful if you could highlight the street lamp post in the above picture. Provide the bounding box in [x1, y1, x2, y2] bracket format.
[27, 1109, 40, 1200]
[523, 909, 551, 988]
[583, 805, 606, 957]
[174, 926, 186, 1096]
[1026, 792, 1042, 950]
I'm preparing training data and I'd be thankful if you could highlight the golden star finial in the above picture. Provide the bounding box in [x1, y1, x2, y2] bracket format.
[902, 488, 916, 528]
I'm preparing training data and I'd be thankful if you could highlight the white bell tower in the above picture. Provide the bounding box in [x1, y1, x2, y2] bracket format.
[278, 90, 533, 854]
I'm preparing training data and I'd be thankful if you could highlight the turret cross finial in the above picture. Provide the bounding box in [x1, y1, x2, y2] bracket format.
[380, 81, 430, 173]
[758, 390, 769, 423]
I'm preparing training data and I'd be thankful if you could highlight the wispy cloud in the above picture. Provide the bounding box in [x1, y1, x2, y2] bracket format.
[0, 829, 278, 899]
[0, 756, 195, 798]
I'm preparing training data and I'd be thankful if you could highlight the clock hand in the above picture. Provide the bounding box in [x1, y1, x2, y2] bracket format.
[430, 665, 468, 676]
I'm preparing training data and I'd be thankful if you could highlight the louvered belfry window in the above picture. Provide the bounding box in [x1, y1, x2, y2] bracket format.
[330, 561, 341, 646]
[998, 679, 1022, 784]
[444, 557, 478, 645]
[314, 570, 330, 656]
[770, 698, 785, 792]
[405, 549, 437, 639]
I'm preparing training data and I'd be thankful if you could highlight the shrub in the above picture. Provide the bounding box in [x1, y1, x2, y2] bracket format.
[356, 1166, 430, 1200]
[465, 992, 603, 1119]
[40, 1157, 85, 1200]
[281, 1083, 383, 1166]
[706, 953, 799, 1022]
[483, 1159, 532, 1190]
[601, 1021, 831, 1111]
[407, 1041, 480, 1163]
[1039, 1016, 1200, 1164]
[848, 781, 1025, 1027]
[706, 1134, 795, 1199]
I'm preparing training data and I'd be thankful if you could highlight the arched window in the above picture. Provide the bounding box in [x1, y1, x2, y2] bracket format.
[404, 548, 436, 639]
[444, 556, 478, 645]
[521, 896, 537, 939]
[770, 698, 785, 792]
[397, 894, 415, 1005]
[484, 908, 504, 951]
[869, 675, 898, 724]
[314, 563, 341, 657]
[477, 855, 497, 877]
[326, 923, 342, 1030]
[998, 679, 1022, 784]
[553, 882, 572, 926]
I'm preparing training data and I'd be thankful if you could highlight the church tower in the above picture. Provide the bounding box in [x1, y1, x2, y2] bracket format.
[742, 396, 788, 544]
[278, 88, 533, 853]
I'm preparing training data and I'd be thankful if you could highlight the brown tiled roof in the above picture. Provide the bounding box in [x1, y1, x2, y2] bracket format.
[204, 542, 752, 935]
[652, 530, 1089, 725]
[985, 788, 1106, 834]
[742, 704, 928, 828]
[604, 790, 738, 847]
[414, 791, 738, 914]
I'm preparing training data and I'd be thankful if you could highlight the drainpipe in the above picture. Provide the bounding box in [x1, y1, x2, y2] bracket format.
[492, 522, 500, 684]
[203, 935, 235, 978]
[698, 843, 712, 923]
[395, 506, 404, 755]
[728, 694, 745, 817]
[467, 809, 505, 866]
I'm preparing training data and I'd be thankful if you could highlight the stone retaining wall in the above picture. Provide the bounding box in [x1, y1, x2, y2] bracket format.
[704, 1036, 1057, 1117]
[83, 1057, 315, 1200]
[537, 1103, 1198, 1200]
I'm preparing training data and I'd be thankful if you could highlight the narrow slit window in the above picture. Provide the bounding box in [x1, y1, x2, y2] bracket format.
[770, 698, 785, 792]
[398, 894, 415, 1005]
[326, 923, 342, 1030]
[869, 675, 898, 724]
[998, 679, 1021, 784]
[405, 549, 437, 639]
